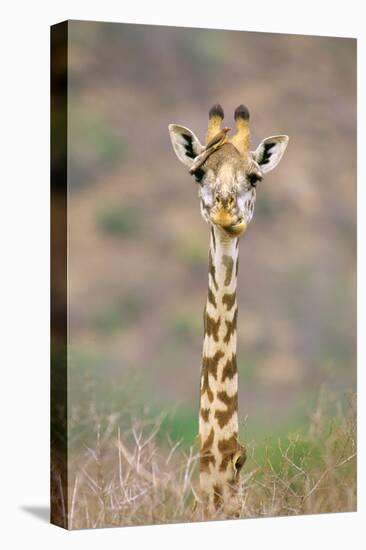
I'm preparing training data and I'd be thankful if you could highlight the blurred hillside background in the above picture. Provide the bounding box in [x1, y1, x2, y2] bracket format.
[64, 21, 356, 455]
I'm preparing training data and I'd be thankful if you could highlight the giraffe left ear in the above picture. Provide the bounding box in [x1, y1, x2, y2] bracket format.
[253, 135, 289, 174]
[168, 124, 204, 168]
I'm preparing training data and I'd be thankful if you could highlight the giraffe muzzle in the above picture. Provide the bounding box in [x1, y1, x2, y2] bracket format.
[210, 208, 247, 236]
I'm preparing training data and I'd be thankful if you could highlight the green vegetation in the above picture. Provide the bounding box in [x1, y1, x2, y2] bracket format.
[160, 407, 198, 444]
[54, 392, 356, 529]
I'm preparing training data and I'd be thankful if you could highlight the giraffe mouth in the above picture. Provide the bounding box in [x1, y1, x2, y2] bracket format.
[209, 209, 247, 237]
[223, 218, 247, 236]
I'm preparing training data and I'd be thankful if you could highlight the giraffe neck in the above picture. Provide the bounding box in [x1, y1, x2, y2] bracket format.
[199, 226, 246, 511]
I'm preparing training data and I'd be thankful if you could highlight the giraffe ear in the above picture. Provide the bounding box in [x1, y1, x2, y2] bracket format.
[253, 135, 289, 174]
[233, 448, 246, 476]
[168, 124, 204, 168]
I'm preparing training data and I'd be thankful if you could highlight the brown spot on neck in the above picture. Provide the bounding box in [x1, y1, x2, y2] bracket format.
[201, 350, 225, 402]
[222, 254, 234, 286]
[202, 350, 225, 379]
[208, 249, 218, 291]
[215, 391, 238, 429]
[204, 311, 221, 341]
[223, 307, 238, 344]
[200, 428, 215, 473]
[207, 286, 217, 308]
[221, 354, 237, 382]
[222, 292, 236, 310]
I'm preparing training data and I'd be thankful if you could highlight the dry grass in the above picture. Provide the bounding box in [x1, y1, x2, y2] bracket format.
[53, 393, 356, 529]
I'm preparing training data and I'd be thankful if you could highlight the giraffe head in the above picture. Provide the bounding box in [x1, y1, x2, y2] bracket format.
[169, 104, 289, 237]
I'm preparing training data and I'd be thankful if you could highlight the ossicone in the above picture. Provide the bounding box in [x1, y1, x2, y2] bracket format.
[229, 103, 251, 156]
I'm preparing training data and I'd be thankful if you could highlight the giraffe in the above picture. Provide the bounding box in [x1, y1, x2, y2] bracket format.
[168, 104, 289, 514]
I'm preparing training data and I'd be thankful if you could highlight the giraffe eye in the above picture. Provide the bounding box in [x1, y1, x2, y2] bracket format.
[247, 173, 261, 187]
[193, 167, 205, 183]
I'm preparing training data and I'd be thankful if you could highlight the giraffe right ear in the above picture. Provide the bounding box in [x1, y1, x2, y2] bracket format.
[252, 135, 289, 174]
[168, 124, 204, 168]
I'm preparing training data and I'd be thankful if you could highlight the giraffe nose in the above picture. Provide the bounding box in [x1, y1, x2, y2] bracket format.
[214, 193, 235, 209]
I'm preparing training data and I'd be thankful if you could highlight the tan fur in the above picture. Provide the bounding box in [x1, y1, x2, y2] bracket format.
[206, 114, 223, 144]
[198, 227, 246, 513]
[229, 118, 250, 157]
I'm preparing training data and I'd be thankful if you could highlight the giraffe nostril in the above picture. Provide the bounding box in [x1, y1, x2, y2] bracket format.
[215, 195, 221, 205]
